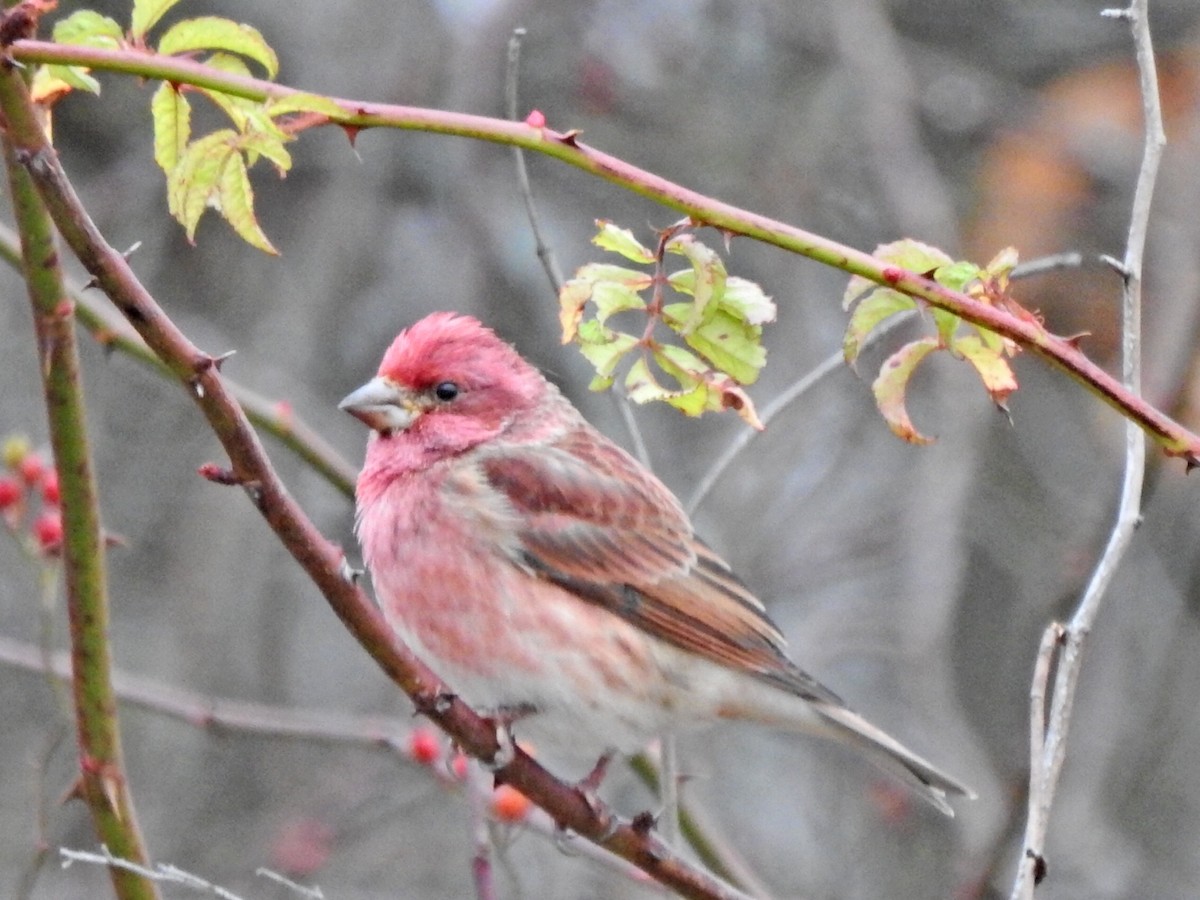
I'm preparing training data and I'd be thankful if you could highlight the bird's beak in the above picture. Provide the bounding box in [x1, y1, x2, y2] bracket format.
[339, 376, 420, 434]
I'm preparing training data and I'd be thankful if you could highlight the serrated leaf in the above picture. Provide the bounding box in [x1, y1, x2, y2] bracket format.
[53, 11, 123, 48]
[592, 220, 655, 263]
[665, 234, 725, 332]
[932, 307, 959, 345]
[132, 0, 184, 40]
[240, 129, 292, 175]
[933, 260, 980, 293]
[591, 280, 647, 324]
[953, 334, 1018, 407]
[151, 81, 190, 176]
[559, 278, 593, 342]
[624, 356, 667, 405]
[558, 263, 653, 342]
[651, 345, 763, 427]
[267, 92, 347, 120]
[719, 276, 775, 325]
[872, 337, 939, 445]
[217, 152, 278, 254]
[576, 319, 638, 379]
[158, 17, 279, 79]
[874, 238, 955, 274]
[843, 288, 914, 364]
[34, 64, 99, 98]
[168, 129, 238, 238]
[678, 307, 765, 385]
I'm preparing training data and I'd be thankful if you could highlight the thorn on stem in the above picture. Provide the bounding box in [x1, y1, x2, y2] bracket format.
[120, 241, 143, 260]
[558, 129, 583, 148]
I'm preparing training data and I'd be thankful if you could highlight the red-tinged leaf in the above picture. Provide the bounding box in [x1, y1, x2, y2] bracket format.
[158, 17, 279, 79]
[217, 152, 278, 254]
[872, 337, 939, 445]
[131, 0, 183, 40]
[558, 278, 592, 342]
[953, 334, 1018, 408]
[843, 288, 914, 365]
[31, 65, 97, 102]
[151, 81, 190, 176]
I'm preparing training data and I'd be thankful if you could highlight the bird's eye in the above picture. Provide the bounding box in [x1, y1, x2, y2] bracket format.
[433, 381, 460, 402]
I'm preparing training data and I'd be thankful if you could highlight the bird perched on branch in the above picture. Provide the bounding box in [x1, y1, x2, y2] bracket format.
[341, 312, 973, 815]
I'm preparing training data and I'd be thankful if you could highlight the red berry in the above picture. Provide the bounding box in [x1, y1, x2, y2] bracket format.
[491, 784, 531, 823]
[0, 477, 21, 510]
[33, 510, 62, 552]
[40, 469, 60, 506]
[18, 453, 45, 487]
[406, 727, 442, 766]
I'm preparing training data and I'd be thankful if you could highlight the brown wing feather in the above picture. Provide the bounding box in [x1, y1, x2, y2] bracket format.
[479, 429, 842, 704]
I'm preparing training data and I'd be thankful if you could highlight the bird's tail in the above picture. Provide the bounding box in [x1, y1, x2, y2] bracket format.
[814, 701, 976, 817]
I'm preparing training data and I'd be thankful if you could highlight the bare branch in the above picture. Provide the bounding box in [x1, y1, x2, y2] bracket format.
[1010, 2, 1163, 896]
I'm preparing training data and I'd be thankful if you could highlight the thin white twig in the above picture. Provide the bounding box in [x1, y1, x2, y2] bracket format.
[1010, 2, 1162, 896]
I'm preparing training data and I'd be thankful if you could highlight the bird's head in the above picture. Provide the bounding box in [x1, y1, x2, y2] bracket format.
[340, 312, 546, 457]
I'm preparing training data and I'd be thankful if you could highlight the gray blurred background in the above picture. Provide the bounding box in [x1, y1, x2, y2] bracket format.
[3, 0, 1200, 897]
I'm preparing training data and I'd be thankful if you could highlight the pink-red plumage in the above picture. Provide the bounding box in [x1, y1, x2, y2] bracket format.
[342, 312, 972, 813]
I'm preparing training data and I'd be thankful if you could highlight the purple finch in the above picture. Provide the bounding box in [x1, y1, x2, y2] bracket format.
[341, 313, 972, 814]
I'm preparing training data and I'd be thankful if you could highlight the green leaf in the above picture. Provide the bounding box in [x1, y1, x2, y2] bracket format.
[158, 17, 279, 79]
[933, 260, 980, 293]
[624, 356, 669, 405]
[168, 129, 239, 238]
[591, 281, 646, 324]
[872, 337, 939, 445]
[267, 92, 347, 120]
[576, 319, 638, 379]
[151, 81, 190, 176]
[932, 307, 959, 345]
[843, 288, 914, 364]
[665, 234, 725, 333]
[953, 334, 1018, 408]
[53, 11, 123, 48]
[240, 129, 292, 175]
[131, 0, 184, 40]
[874, 238, 954, 274]
[217, 152, 278, 254]
[667, 305, 765, 385]
[558, 263, 653, 341]
[35, 65, 100, 97]
[719, 276, 776, 325]
[592, 220, 655, 263]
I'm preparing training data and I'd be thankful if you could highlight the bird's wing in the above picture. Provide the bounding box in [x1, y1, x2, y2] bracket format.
[477, 428, 842, 705]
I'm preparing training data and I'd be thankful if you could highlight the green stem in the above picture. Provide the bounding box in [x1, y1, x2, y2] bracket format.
[0, 80, 159, 900]
[10, 38, 1198, 464]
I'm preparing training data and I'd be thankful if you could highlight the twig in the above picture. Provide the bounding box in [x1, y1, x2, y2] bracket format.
[1009, 2, 1162, 897]
[10, 38, 1197, 461]
[505, 27, 563, 293]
